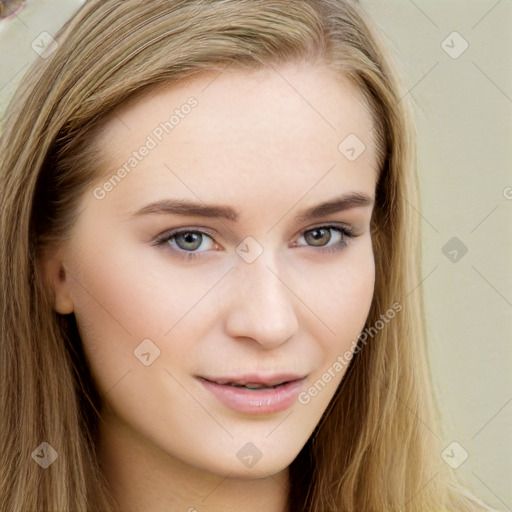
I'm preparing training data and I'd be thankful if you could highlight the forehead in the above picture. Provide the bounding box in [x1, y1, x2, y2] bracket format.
[92, 62, 378, 216]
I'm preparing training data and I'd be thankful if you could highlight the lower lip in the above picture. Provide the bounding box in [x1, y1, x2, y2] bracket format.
[198, 377, 305, 415]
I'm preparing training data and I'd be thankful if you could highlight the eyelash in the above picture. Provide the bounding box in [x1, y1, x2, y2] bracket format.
[153, 224, 355, 261]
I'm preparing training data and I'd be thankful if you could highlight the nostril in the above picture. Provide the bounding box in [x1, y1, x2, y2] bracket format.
[0, 0, 26, 20]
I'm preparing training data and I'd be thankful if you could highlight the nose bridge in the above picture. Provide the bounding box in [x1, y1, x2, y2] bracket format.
[223, 250, 299, 348]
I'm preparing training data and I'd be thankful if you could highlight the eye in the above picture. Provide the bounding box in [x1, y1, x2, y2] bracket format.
[153, 223, 355, 261]
[153, 229, 217, 259]
[295, 224, 353, 252]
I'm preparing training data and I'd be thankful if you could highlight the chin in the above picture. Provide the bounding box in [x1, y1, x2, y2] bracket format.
[190, 447, 297, 481]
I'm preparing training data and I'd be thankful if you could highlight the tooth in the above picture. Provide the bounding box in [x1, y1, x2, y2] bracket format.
[223, 382, 286, 389]
[244, 383, 265, 389]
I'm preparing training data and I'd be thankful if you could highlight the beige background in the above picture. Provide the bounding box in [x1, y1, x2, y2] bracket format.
[1, 0, 511, 509]
[361, 2, 512, 509]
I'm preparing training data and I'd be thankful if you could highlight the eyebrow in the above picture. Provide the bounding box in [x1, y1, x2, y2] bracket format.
[130, 192, 374, 223]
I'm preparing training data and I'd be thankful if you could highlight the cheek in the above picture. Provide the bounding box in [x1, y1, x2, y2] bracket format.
[68, 235, 226, 336]
[306, 239, 375, 339]
[294, 241, 374, 412]
[66, 236, 232, 392]
[303, 238, 375, 369]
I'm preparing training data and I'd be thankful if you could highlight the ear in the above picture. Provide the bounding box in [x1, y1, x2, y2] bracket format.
[38, 245, 75, 315]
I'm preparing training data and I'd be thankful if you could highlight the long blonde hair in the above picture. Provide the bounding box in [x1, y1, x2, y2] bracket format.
[0, 1, 487, 510]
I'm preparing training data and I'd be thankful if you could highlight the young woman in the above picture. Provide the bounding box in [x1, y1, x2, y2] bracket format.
[0, 1, 495, 511]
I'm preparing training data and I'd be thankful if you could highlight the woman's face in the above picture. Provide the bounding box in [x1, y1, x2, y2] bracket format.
[51, 62, 378, 479]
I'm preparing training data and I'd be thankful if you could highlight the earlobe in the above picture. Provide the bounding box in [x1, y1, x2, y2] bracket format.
[39, 247, 75, 315]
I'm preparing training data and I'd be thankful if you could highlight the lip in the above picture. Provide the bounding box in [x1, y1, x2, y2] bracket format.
[197, 374, 307, 415]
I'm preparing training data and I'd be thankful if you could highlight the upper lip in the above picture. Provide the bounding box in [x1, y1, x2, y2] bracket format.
[198, 373, 306, 387]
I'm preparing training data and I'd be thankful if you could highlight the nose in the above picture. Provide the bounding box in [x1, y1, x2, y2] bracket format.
[223, 256, 299, 349]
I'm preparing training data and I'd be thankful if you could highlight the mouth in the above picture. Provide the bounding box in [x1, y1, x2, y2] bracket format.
[217, 382, 287, 390]
[196, 373, 307, 415]
[202, 374, 304, 389]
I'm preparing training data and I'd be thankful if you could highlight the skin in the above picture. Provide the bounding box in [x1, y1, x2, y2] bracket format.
[44, 61, 379, 512]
